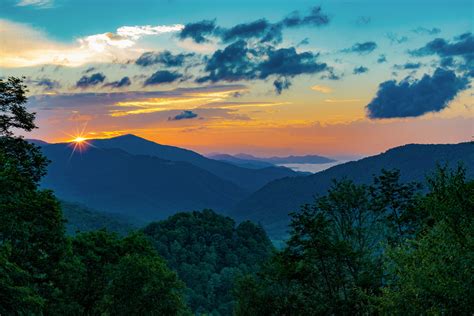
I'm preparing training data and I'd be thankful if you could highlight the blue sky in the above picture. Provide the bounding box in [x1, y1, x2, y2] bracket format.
[0, 0, 472, 155]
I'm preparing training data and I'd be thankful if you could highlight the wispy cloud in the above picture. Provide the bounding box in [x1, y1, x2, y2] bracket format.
[16, 0, 53, 8]
[0, 19, 183, 67]
[310, 85, 332, 93]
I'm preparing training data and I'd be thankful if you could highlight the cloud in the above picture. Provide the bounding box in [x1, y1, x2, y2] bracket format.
[273, 78, 292, 94]
[35, 78, 61, 90]
[377, 54, 387, 63]
[342, 41, 377, 54]
[169, 110, 198, 121]
[76, 73, 106, 88]
[179, 6, 330, 44]
[178, 20, 217, 43]
[366, 68, 469, 119]
[197, 40, 257, 82]
[220, 19, 281, 43]
[412, 27, 441, 35]
[393, 62, 422, 70]
[409, 32, 473, 75]
[353, 66, 369, 74]
[197, 40, 329, 93]
[386, 32, 408, 44]
[103, 77, 131, 88]
[144, 71, 183, 86]
[310, 85, 332, 93]
[16, 0, 53, 8]
[280, 6, 330, 28]
[135, 50, 195, 67]
[409, 33, 473, 65]
[0, 19, 183, 67]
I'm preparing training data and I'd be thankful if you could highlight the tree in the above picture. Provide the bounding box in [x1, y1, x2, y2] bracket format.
[379, 166, 474, 314]
[235, 179, 383, 315]
[0, 77, 68, 313]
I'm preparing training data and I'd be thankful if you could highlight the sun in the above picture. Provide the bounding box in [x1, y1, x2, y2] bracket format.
[72, 136, 87, 143]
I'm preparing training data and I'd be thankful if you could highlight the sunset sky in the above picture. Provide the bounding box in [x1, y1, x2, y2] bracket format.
[1, 0, 472, 156]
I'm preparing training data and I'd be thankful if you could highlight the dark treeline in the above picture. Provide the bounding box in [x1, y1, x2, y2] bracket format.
[1, 77, 473, 315]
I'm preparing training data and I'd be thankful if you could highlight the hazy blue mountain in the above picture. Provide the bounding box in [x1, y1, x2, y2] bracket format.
[234, 153, 335, 164]
[27, 139, 49, 146]
[89, 134, 299, 192]
[61, 200, 136, 236]
[40, 143, 248, 221]
[208, 153, 276, 169]
[231, 142, 474, 240]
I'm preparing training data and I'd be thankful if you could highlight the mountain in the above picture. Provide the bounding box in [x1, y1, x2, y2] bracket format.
[61, 200, 136, 236]
[231, 142, 474, 240]
[89, 134, 299, 192]
[27, 139, 49, 146]
[234, 153, 335, 164]
[40, 143, 248, 221]
[208, 153, 276, 169]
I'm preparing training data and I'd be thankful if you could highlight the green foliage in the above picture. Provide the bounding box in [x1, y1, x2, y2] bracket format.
[61, 200, 135, 236]
[379, 166, 474, 314]
[235, 166, 474, 315]
[143, 209, 274, 315]
[0, 78, 190, 315]
[59, 230, 189, 315]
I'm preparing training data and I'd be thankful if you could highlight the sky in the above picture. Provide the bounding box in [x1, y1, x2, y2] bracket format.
[1, 0, 472, 156]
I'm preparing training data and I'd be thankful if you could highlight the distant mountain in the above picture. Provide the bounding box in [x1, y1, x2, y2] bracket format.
[231, 142, 474, 240]
[208, 153, 276, 169]
[41, 143, 248, 221]
[88, 134, 299, 192]
[61, 200, 136, 236]
[234, 153, 335, 164]
[27, 139, 49, 146]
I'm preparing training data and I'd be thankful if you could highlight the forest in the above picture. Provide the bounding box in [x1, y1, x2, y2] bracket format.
[1, 77, 473, 315]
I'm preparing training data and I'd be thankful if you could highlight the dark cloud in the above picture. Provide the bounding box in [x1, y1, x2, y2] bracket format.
[342, 41, 377, 54]
[169, 110, 198, 121]
[178, 20, 216, 43]
[103, 77, 131, 88]
[273, 77, 292, 94]
[257, 47, 327, 78]
[377, 54, 387, 63]
[366, 68, 469, 119]
[412, 27, 441, 35]
[197, 41, 328, 87]
[409, 32, 473, 61]
[298, 38, 310, 46]
[353, 66, 369, 74]
[409, 32, 473, 74]
[220, 19, 282, 43]
[281, 6, 330, 28]
[355, 16, 371, 26]
[197, 40, 258, 83]
[76, 73, 106, 88]
[386, 32, 408, 44]
[179, 7, 329, 44]
[135, 51, 195, 67]
[394, 62, 422, 70]
[36, 78, 61, 91]
[83, 67, 96, 74]
[144, 71, 183, 86]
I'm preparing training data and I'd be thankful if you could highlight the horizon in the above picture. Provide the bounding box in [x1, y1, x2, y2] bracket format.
[1, 0, 473, 156]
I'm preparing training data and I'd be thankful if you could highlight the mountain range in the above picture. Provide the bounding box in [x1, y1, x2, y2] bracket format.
[34, 136, 473, 241]
[38, 135, 300, 221]
[209, 153, 335, 168]
[230, 142, 474, 239]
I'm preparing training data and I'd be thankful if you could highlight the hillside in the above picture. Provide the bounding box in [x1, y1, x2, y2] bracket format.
[89, 135, 299, 192]
[61, 200, 136, 236]
[41, 144, 247, 221]
[231, 142, 474, 239]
